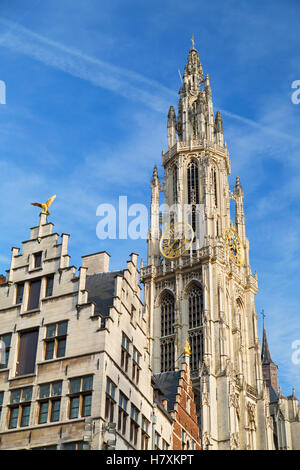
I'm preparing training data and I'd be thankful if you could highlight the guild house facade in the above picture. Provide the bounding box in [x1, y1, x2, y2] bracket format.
[0, 44, 299, 451]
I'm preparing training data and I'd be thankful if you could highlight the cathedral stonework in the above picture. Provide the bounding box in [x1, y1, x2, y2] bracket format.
[141, 45, 300, 450]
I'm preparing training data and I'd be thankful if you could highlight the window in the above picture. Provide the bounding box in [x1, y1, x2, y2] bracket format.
[162, 439, 169, 450]
[182, 429, 186, 449]
[173, 165, 178, 203]
[188, 284, 204, 371]
[161, 293, 175, 337]
[44, 321, 68, 360]
[33, 445, 57, 450]
[161, 338, 175, 372]
[189, 330, 204, 371]
[34, 252, 42, 268]
[118, 392, 128, 435]
[212, 169, 217, 207]
[0, 391, 3, 420]
[27, 279, 41, 310]
[130, 405, 139, 446]
[187, 161, 199, 204]
[45, 275, 54, 297]
[121, 333, 130, 372]
[63, 442, 84, 450]
[8, 387, 32, 429]
[155, 431, 161, 450]
[188, 285, 203, 329]
[16, 283, 24, 304]
[141, 416, 150, 450]
[16, 329, 39, 376]
[69, 375, 93, 419]
[105, 378, 116, 422]
[38, 381, 62, 424]
[132, 347, 141, 384]
[0, 333, 11, 369]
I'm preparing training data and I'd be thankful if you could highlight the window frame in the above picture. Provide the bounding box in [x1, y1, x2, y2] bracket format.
[68, 375, 93, 420]
[44, 321, 68, 360]
[37, 381, 62, 424]
[8, 386, 32, 429]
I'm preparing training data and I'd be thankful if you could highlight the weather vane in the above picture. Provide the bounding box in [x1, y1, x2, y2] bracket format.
[31, 195, 56, 216]
[191, 34, 195, 49]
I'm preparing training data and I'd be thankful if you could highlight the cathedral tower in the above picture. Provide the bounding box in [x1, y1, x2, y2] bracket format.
[141, 44, 274, 450]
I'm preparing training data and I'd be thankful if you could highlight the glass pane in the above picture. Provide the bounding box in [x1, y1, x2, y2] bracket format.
[51, 400, 61, 422]
[45, 341, 55, 360]
[57, 321, 68, 336]
[21, 404, 31, 426]
[70, 397, 79, 419]
[46, 324, 56, 338]
[82, 375, 93, 392]
[22, 387, 32, 402]
[27, 279, 41, 310]
[45, 276, 54, 297]
[40, 384, 50, 398]
[56, 338, 66, 358]
[70, 378, 81, 394]
[11, 389, 21, 404]
[111, 383, 115, 400]
[39, 402, 49, 424]
[0, 392, 3, 406]
[3, 334, 11, 348]
[17, 331, 39, 376]
[9, 407, 19, 428]
[82, 394, 92, 417]
[4, 350, 9, 368]
[52, 381, 62, 396]
[16, 283, 24, 304]
[34, 252, 42, 268]
[64, 442, 76, 450]
[77, 442, 84, 450]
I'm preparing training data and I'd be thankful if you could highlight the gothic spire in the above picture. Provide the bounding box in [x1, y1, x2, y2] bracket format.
[261, 323, 274, 364]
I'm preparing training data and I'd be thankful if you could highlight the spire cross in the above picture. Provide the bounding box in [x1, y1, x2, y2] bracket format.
[261, 309, 266, 324]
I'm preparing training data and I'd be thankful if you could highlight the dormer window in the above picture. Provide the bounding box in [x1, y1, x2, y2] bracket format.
[34, 252, 42, 268]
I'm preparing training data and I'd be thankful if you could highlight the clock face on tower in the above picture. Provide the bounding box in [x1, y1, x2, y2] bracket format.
[223, 227, 243, 266]
[160, 222, 194, 259]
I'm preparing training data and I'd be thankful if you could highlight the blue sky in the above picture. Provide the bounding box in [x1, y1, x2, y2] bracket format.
[0, 0, 299, 395]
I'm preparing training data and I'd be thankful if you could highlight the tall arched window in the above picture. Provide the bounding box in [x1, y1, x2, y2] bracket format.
[187, 161, 199, 204]
[173, 165, 178, 204]
[212, 168, 217, 207]
[191, 205, 197, 235]
[188, 285, 203, 329]
[188, 284, 204, 371]
[161, 292, 175, 372]
[161, 293, 175, 337]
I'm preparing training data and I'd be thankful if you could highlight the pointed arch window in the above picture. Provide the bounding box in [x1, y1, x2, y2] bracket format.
[189, 331, 204, 371]
[161, 338, 175, 372]
[187, 161, 199, 204]
[188, 285, 203, 329]
[191, 205, 197, 235]
[173, 165, 178, 204]
[161, 293, 175, 337]
[212, 168, 217, 207]
[188, 284, 204, 371]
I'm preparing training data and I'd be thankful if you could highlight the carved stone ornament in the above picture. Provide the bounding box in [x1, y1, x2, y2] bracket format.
[203, 432, 212, 448]
[247, 402, 256, 430]
[230, 432, 239, 450]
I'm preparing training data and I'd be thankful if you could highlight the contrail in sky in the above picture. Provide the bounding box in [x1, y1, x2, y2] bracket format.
[0, 17, 299, 143]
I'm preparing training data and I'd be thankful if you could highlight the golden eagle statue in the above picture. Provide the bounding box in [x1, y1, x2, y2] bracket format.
[31, 195, 56, 216]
